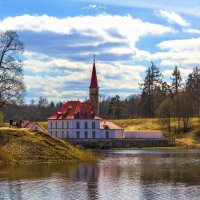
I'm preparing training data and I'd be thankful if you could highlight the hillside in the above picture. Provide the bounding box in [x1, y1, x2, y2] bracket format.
[0, 128, 95, 164]
[111, 118, 200, 148]
[111, 118, 199, 134]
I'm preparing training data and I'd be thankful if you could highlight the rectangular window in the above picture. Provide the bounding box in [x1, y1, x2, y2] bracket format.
[67, 131, 69, 138]
[62, 121, 64, 129]
[76, 131, 80, 139]
[50, 131, 52, 134]
[106, 131, 109, 139]
[55, 131, 57, 137]
[92, 122, 95, 129]
[85, 131, 88, 139]
[62, 131, 64, 138]
[76, 122, 80, 129]
[51, 122, 53, 129]
[92, 131, 95, 139]
[85, 122, 88, 129]
[55, 121, 57, 129]
[67, 121, 69, 129]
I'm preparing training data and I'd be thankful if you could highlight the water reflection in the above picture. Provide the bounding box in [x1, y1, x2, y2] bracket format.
[0, 150, 200, 200]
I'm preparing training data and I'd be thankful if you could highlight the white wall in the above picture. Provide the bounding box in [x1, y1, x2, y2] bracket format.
[71, 119, 100, 129]
[123, 131, 163, 139]
[48, 120, 72, 129]
[115, 130, 124, 138]
[48, 119, 123, 139]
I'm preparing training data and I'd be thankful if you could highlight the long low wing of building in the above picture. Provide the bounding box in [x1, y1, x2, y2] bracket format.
[123, 131, 164, 139]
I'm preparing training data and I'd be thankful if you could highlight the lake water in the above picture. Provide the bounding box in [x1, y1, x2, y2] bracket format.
[0, 150, 200, 200]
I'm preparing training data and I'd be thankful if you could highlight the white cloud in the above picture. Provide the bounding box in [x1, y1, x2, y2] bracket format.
[0, 14, 175, 64]
[157, 37, 200, 51]
[152, 37, 200, 67]
[162, 68, 193, 80]
[0, 14, 174, 44]
[0, 13, 197, 101]
[23, 50, 146, 101]
[155, 10, 190, 27]
[23, 52, 90, 73]
[82, 4, 106, 10]
[183, 28, 200, 34]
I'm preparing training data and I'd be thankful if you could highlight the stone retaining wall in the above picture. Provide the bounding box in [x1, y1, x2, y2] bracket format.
[65, 138, 175, 149]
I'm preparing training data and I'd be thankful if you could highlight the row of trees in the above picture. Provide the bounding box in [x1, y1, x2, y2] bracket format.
[99, 64, 200, 134]
[2, 97, 63, 122]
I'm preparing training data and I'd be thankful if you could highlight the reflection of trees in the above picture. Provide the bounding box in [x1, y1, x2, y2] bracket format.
[0, 162, 100, 200]
[1, 151, 200, 200]
[138, 152, 200, 185]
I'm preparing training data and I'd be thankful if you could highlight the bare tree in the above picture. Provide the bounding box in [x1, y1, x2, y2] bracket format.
[0, 31, 25, 107]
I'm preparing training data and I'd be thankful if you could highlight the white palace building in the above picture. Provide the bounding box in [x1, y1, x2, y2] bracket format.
[47, 58, 124, 139]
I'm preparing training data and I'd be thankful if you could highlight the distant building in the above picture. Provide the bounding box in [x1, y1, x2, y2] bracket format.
[47, 57, 124, 139]
[22, 120, 46, 132]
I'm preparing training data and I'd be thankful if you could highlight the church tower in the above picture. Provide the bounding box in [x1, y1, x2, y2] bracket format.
[89, 55, 99, 116]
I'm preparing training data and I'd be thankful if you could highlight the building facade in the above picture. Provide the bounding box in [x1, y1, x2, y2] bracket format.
[48, 101, 124, 139]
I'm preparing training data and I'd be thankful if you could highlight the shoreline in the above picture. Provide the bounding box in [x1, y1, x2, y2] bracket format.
[112, 146, 200, 150]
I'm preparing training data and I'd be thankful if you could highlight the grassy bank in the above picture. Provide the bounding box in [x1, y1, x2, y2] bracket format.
[35, 119, 200, 149]
[0, 128, 95, 165]
[111, 118, 200, 149]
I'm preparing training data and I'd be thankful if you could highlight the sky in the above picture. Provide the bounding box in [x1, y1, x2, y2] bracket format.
[0, 0, 199, 103]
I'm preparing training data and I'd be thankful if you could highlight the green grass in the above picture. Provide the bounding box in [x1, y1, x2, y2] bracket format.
[0, 128, 96, 164]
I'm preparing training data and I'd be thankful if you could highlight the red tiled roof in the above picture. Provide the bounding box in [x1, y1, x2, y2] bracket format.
[26, 122, 36, 128]
[48, 101, 95, 120]
[22, 120, 30, 128]
[89, 61, 98, 88]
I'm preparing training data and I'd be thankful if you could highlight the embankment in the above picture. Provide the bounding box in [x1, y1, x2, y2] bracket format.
[0, 128, 95, 164]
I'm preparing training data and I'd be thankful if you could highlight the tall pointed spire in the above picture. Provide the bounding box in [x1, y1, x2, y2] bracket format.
[89, 55, 99, 116]
[89, 54, 98, 88]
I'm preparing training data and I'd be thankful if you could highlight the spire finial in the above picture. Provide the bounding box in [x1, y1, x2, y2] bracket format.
[93, 54, 95, 63]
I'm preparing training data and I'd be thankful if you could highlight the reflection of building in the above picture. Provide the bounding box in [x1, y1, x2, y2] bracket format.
[47, 58, 124, 139]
